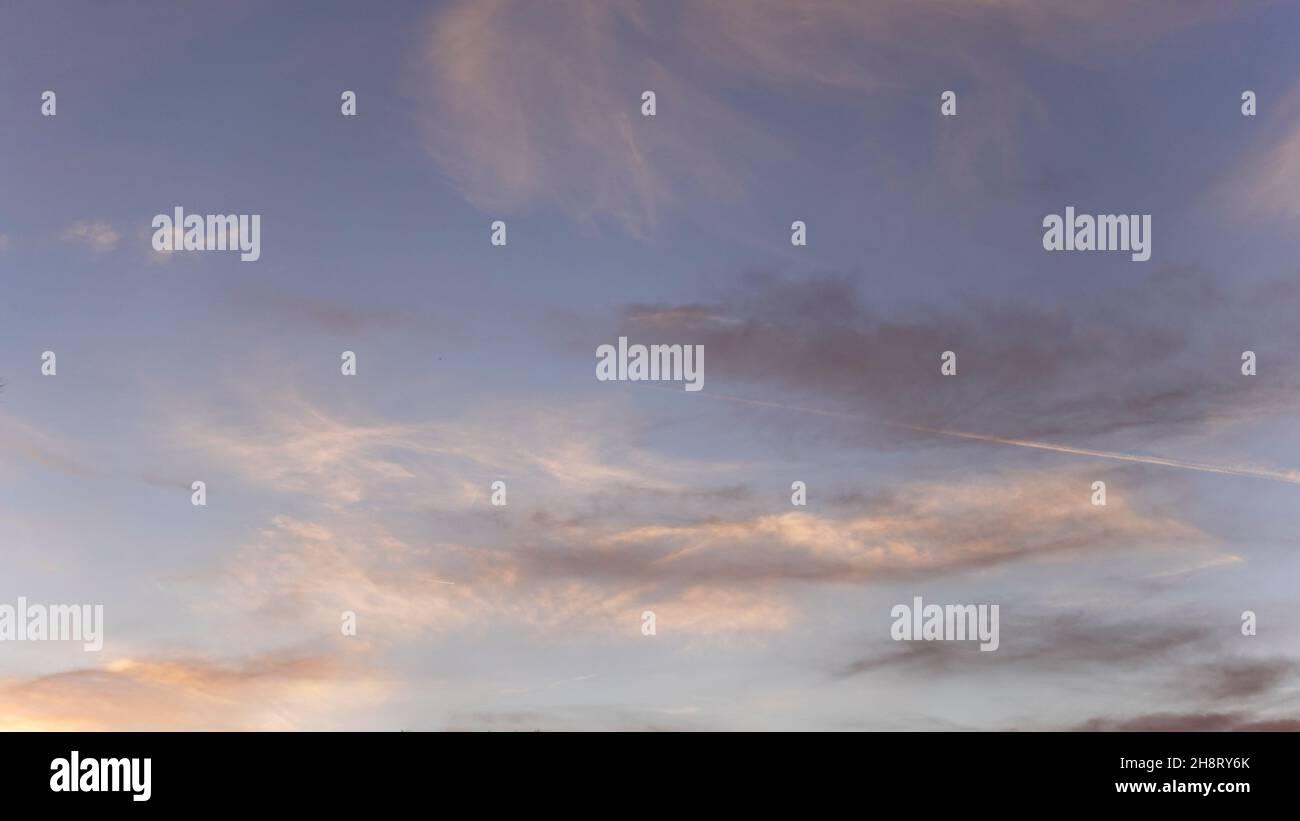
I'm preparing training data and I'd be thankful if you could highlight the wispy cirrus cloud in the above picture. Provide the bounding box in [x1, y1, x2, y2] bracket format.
[190, 460, 1217, 651]
[515, 469, 1215, 587]
[415, 0, 1258, 236]
[210, 513, 795, 642]
[416, 0, 780, 238]
[1227, 81, 1300, 223]
[0, 413, 95, 478]
[168, 390, 735, 507]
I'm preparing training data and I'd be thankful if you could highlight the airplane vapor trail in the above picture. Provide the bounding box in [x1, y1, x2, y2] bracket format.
[646, 387, 1300, 486]
[901, 424, 1300, 485]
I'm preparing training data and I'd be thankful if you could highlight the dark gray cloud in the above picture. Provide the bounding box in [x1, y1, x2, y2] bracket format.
[604, 268, 1300, 445]
[833, 615, 1215, 679]
[1071, 712, 1300, 732]
[834, 611, 1300, 730]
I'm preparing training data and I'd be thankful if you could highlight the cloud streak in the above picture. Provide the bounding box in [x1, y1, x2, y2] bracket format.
[60, 220, 120, 254]
[654, 387, 1300, 487]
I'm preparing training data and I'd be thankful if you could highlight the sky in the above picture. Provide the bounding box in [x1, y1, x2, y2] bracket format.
[1, 0, 1299, 731]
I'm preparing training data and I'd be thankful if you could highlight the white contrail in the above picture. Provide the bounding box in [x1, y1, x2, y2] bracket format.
[647, 387, 1300, 485]
[900, 424, 1300, 485]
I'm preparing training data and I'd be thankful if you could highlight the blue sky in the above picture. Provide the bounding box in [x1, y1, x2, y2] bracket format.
[2, 0, 1300, 730]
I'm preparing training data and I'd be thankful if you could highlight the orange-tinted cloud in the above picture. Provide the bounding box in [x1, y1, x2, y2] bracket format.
[0, 652, 389, 731]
